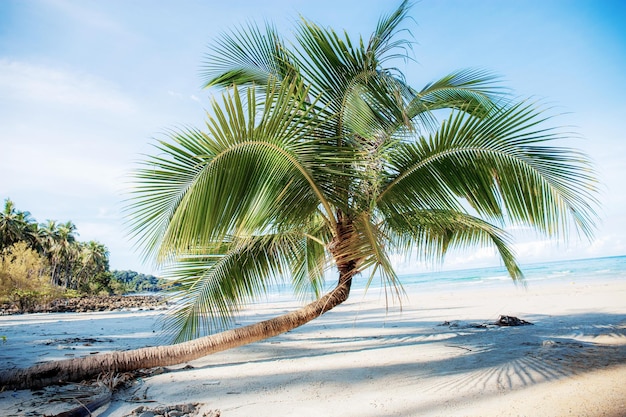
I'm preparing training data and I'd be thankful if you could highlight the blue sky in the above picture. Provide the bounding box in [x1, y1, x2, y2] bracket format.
[1, 0, 624, 275]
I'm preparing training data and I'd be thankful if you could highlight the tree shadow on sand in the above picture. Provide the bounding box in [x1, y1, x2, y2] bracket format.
[171, 309, 626, 393]
[90, 308, 624, 415]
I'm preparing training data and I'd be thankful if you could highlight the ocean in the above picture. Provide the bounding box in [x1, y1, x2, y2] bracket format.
[265, 255, 626, 298]
[391, 255, 626, 292]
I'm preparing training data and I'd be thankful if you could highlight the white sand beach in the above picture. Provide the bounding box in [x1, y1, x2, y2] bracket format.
[1, 277, 625, 416]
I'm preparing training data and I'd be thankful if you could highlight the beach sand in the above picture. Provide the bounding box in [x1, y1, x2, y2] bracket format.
[1, 277, 625, 416]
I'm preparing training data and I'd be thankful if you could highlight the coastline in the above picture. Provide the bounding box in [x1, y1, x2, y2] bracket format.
[0, 294, 167, 315]
[1, 275, 625, 416]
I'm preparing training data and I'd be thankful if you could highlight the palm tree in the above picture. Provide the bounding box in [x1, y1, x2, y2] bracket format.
[75, 241, 110, 291]
[0, 1, 597, 389]
[53, 221, 78, 288]
[36, 220, 78, 287]
[0, 199, 37, 251]
[36, 219, 61, 284]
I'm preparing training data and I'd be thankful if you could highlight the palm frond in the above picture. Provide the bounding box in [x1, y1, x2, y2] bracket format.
[126, 81, 340, 262]
[125, 127, 214, 261]
[356, 213, 405, 304]
[202, 22, 295, 89]
[163, 227, 331, 343]
[404, 69, 508, 133]
[378, 101, 598, 239]
[294, 19, 364, 109]
[367, 0, 414, 66]
[383, 209, 523, 282]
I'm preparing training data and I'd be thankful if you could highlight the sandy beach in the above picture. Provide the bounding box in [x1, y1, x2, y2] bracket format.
[1, 276, 625, 416]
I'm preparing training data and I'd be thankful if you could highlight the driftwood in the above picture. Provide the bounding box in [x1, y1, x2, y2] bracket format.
[52, 390, 112, 417]
[46, 371, 146, 417]
[494, 315, 533, 326]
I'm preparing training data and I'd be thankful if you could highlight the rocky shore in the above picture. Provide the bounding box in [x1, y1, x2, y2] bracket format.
[0, 294, 167, 315]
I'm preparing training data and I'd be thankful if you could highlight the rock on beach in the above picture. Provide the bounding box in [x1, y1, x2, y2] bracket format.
[0, 295, 167, 315]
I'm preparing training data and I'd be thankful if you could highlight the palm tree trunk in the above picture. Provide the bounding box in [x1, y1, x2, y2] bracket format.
[0, 272, 354, 390]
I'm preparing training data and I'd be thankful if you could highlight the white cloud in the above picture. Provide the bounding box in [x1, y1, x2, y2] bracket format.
[168, 90, 184, 99]
[77, 218, 152, 273]
[0, 59, 136, 114]
[42, 0, 137, 41]
[1, 142, 127, 196]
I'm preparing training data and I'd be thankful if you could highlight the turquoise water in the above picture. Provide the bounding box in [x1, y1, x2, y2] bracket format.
[266, 255, 626, 297]
[390, 255, 626, 291]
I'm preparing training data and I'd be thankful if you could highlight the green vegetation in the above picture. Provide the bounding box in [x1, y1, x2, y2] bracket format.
[110, 270, 168, 293]
[0, 242, 61, 312]
[0, 198, 110, 292]
[0, 198, 164, 311]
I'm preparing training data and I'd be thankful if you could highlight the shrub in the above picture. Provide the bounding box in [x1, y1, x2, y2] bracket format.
[0, 242, 59, 312]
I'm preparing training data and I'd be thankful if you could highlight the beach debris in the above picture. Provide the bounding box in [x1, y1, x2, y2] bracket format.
[124, 403, 219, 417]
[50, 390, 112, 417]
[494, 315, 533, 326]
[444, 344, 473, 352]
[42, 337, 114, 346]
[541, 339, 583, 348]
[438, 317, 532, 328]
[150, 367, 167, 375]
[5, 383, 113, 417]
[438, 320, 488, 329]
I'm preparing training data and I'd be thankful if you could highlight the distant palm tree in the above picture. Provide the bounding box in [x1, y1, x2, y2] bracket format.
[55, 221, 78, 288]
[0, 199, 37, 251]
[0, 1, 598, 389]
[75, 241, 109, 290]
[36, 220, 78, 287]
[36, 219, 60, 282]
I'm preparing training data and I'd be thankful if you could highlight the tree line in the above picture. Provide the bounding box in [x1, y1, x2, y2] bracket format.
[0, 198, 164, 311]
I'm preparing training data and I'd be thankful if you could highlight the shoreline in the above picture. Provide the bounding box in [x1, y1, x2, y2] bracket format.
[1, 276, 625, 416]
[0, 294, 167, 316]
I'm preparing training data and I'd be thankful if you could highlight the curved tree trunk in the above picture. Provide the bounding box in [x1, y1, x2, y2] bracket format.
[0, 273, 354, 390]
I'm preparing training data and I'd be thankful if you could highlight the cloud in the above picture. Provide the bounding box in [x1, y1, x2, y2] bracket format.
[1, 141, 127, 196]
[75, 218, 151, 272]
[42, 0, 137, 42]
[0, 59, 136, 114]
[0, 60, 153, 201]
[0, 60, 146, 268]
[168, 90, 184, 99]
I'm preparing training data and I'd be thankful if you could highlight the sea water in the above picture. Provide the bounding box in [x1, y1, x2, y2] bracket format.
[389, 255, 626, 292]
[266, 255, 626, 298]
[323, 255, 626, 294]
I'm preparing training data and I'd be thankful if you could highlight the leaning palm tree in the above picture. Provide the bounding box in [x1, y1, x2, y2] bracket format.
[0, 1, 597, 389]
[131, 1, 597, 342]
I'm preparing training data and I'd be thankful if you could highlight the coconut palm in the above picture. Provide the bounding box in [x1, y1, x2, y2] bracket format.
[75, 241, 110, 291]
[35, 219, 60, 283]
[38, 220, 78, 287]
[0, 1, 597, 389]
[0, 199, 37, 251]
[129, 0, 597, 342]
